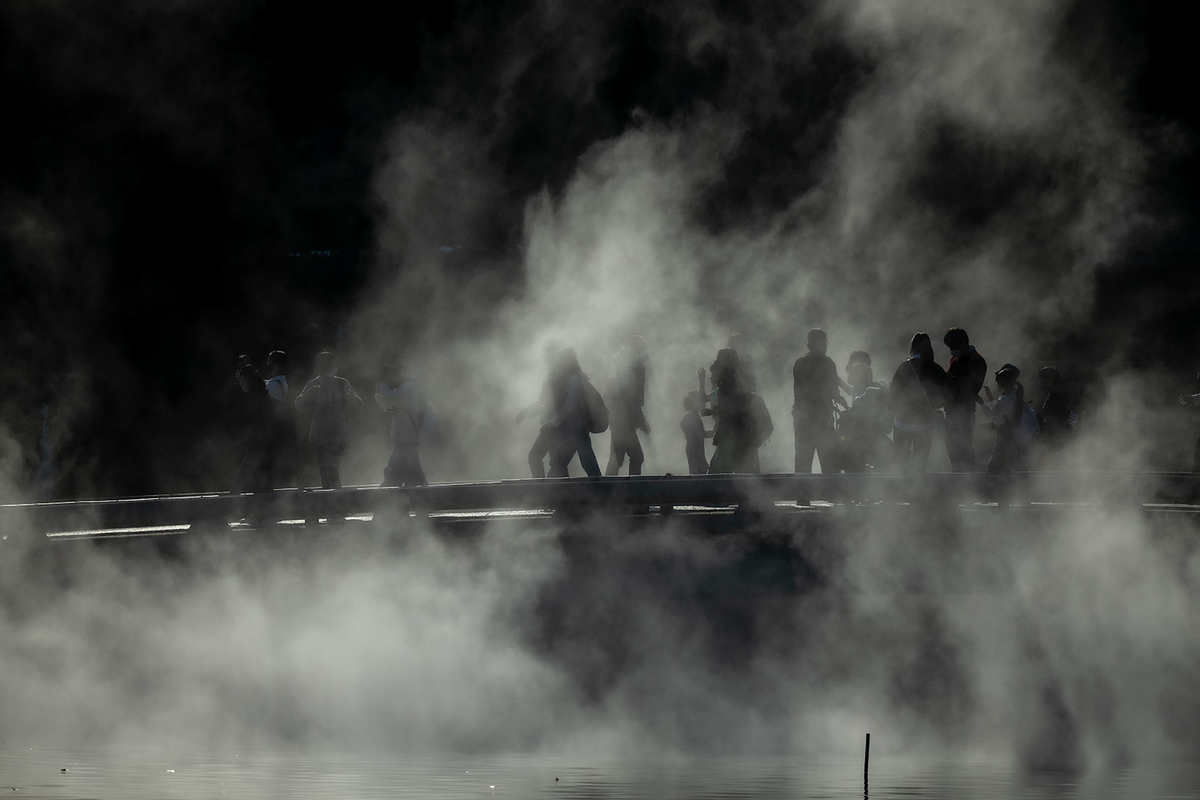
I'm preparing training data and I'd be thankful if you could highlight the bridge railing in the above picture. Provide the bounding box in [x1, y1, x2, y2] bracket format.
[2, 472, 1198, 538]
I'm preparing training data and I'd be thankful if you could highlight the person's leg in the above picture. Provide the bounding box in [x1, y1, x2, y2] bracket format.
[626, 431, 644, 476]
[577, 430, 602, 477]
[794, 414, 816, 473]
[912, 428, 934, 473]
[605, 429, 625, 476]
[382, 443, 402, 487]
[944, 412, 975, 472]
[328, 444, 345, 489]
[399, 443, 428, 486]
[813, 424, 836, 473]
[548, 431, 573, 478]
[892, 429, 910, 472]
[528, 427, 553, 479]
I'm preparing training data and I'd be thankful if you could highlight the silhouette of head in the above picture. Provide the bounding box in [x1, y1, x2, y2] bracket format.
[726, 333, 744, 352]
[995, 363, 1020, 388]
[683, 391, 704, 413]
[315, 350, 337, 377]
[910, 332, 934, 361]
[626, 334, 648, 359]
[266, 350, 289, 377]
[943, 328, 970, 353]
[847, 351, 872, 387]
[807, 328, 827, 356]
[237, 364, 265, 394]
[554, 347, 581, 375]
[1038, 366, 1061, 391]
[710, 348, 742, 388]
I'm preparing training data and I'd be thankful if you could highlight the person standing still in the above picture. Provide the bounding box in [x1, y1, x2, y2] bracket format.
[295, 350, 363, 489]
[792, 328, 847, 473]
[943, 328, 987, 472]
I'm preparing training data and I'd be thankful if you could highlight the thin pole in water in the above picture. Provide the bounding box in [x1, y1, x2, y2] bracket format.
[864, 732, 871, 777]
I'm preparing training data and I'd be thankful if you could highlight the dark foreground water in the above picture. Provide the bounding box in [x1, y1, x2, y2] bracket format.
[3, 749, 1199, 799]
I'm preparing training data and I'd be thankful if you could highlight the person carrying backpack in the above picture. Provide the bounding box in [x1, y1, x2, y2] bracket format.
[979, 363, 1035, 474]
[544, 347, 603, 478]
[375, 362, 436, 487]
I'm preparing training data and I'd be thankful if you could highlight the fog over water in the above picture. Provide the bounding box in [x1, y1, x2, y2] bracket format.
[2, 0, 1200, 784]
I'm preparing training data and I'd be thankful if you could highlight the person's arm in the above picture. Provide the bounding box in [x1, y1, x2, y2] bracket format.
[375, 381, 399, 411]
[295, 379, 318, 412]
[344, 379, 364, 411]
[829, 359, 849, 408]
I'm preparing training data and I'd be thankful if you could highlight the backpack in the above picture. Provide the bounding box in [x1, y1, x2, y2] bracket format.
[583, 377, 609, 434]
[401, 382, 442, 447]
[1014, 401, 1039, 447]
[748, 393, 774, 448]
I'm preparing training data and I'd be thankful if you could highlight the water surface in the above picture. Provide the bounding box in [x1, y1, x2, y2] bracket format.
[3, 748, 1198, 799]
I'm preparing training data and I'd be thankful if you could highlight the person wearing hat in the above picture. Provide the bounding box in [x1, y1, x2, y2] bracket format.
[979, 363, 1028, 474]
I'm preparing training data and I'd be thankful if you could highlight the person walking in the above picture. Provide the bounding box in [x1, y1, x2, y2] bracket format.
[516, 340, 564, 478]
[545, 348, 603, 478]
[294, 350, 362, 489]
[606, 335, 651, 476]
[375, 362, 431, 487]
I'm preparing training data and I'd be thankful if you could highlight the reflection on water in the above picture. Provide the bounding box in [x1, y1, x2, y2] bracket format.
[1, 748, 1198, 799]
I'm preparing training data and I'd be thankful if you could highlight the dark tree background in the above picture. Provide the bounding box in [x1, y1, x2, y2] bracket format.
[0, 0, 1196, 497]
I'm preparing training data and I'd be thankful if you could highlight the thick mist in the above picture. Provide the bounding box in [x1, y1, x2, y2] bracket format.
[3, 506, 1200, 768]
[2, 0, 1199, 777]
[341, 0, 1157, 482]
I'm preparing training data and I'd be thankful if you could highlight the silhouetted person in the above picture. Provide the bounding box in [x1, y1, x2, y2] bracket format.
[890, 332, 948, 473]
[680, 390, 713, 475]
[1036, 367, 1071, 440]
[979, 363, 1030, 474]
[792, 328, 846, 473]
[726, 332, 757, 391]
[264, 350, 295, 487]
[837, 351, 890, 472]
[545, 347, 602, 478]
[295, 350, 362, 489]
[1178, 372, 1200, 472]
[606, 335, 651, 476]
[943, 327, 987, 472]
[705, 349, 769, 473]
[376, 362, 430, 487]
[231, 361, 273, 494]
[516, 340, 563, 479]
[265, 350, 289, 404]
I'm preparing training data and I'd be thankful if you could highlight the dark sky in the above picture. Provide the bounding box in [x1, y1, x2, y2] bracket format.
[1, 0, 1197, 496]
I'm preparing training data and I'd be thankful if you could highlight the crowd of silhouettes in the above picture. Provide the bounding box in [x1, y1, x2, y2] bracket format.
[228, 325, 1103, 494]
